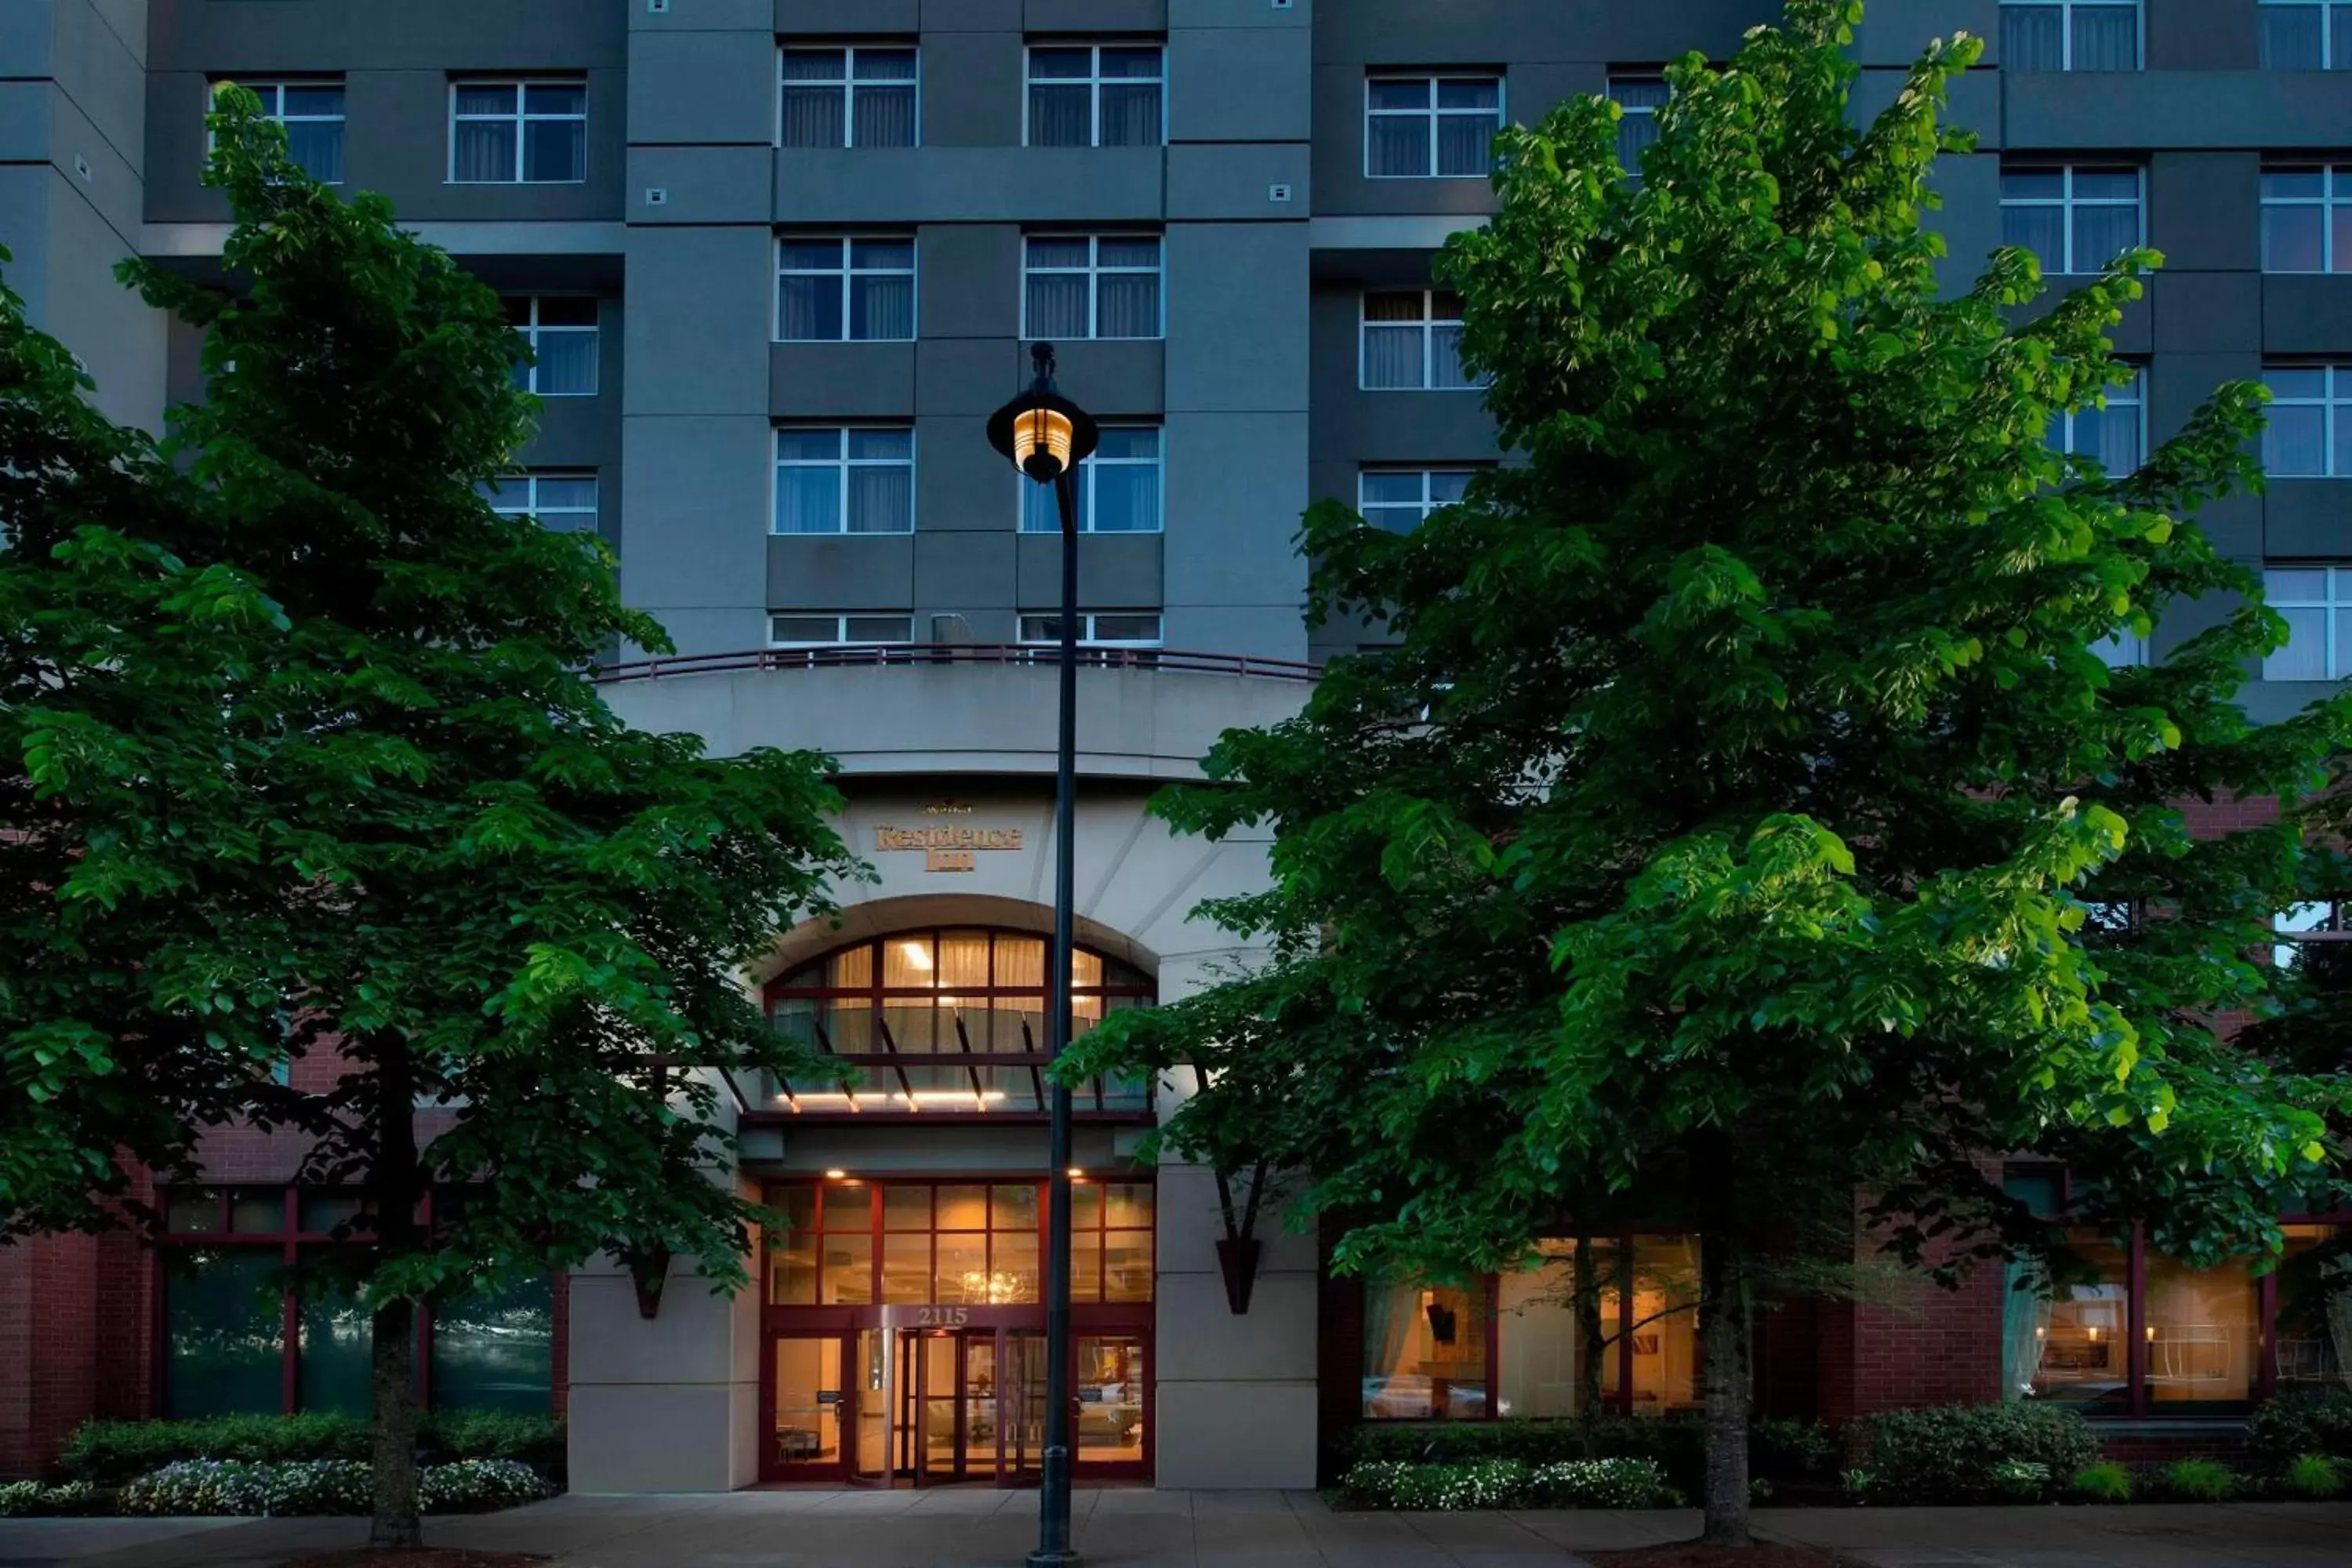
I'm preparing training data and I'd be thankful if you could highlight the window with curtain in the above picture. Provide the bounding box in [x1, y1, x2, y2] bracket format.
[1359, 469, 1475, 532]
[2263, 566, 2352, 681]
[1022, 234, 1161, 339]
[2262, 165, 2352, 272]
[774, 427, 915, 535]
[1359, 290, 1479, 391]
[1027, 44, 1163, 147]
[776, 236, 915, 342]
[1018, 427, 1161, 534]
[503, 297, 598, 397]
[449, 79, 585, 183]
[476, 473, 598, 532]
[2262, 1, 2352, 67]
[1363, 74, 1503, 179]
[1609, 75, 1668, 185]
[2052, 364, 2144, 476]
[1363, 1280, 1489, 1417]
[1999, 165, 2143, 275]
[2000, 2, 2140, 71]
[779, 45, 917, 148]
[214, 80, 344, 183]
[2261, 365, 2351, 477]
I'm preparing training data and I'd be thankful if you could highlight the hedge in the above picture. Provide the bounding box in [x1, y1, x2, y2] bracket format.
[1850, 1403, 2099, 1504]
[1341, 1414, 1834, 1494]
[114, 1457, 550, 1517]
[2245, 1391, 2352, 1477]
[57, 1412, 564, 1484]
[0, 1479, 96, 1518]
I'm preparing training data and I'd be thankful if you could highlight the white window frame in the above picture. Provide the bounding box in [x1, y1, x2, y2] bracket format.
[1022, 42, 1167, 149]
[1019, 234, 1164, 340]
[448, 78, 587, 185]
[2053, 362, 2147, 466]
[2264, 564, 2352, 680]
[2263, 365, 2352, 476]
[771, 426, 916, 537]
[1358, 289, 1479, 393]
[775, 42, 921, 149]
[1015, 427, 1163, 535]
[1998, 0, 2144, 71]
[774, 235, 917, 343]
[2259, 0, 2351, 69]
[2262, 164, 2352, 272]
[768, 612, 916, 648]
[1358, 468, 1477, 532]
[209, 79, 346, 183]
[479, 471, 598, 528]
[507, 296, 599, 397]
[1998, 164, 2144, 275]
[1018, 611, 1164, 649]
[1363, 72, 1505, 180]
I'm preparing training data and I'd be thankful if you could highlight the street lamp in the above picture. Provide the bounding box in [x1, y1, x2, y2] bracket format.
[987, 343, 1097, 1568]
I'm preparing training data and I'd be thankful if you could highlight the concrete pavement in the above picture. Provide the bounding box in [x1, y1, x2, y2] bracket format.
[0, 1492, 2347, 1567]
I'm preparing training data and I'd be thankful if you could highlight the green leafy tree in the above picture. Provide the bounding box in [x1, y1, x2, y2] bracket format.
[1, 90, 862, 1546]
[1065, 1, 2350, 1544]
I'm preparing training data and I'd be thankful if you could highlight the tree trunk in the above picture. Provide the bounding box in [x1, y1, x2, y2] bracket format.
[1697, 1225, 1754, 1548]
[368, 1033, 424, 1549]
[1574, 1232, 1604, 1460]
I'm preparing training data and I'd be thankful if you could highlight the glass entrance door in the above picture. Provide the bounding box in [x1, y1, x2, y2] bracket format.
[771, 1334, 850, 1478]
[891, 1327, 1049, 1485]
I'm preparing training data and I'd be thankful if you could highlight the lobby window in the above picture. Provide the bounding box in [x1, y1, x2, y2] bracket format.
[1026, 43, 1164, 148]
[1609, 74, 1669, 184]
[449, 78, 586, 183]
[1018, 427, 1161, 534]
[213, 80, 344, 183]
[2053, 363, 2145, 476]
[477, 472, 597, 532]
[1023, 234, 1162, 340]
[2263, 568, 2352, 681]
[2000, 165, 2143, 276]
[774, 427, 915, 535]
[1359, 469, 1474, 532]
[1364, 72, 1503, 179]
[770, 1178, 1152, 1308]
[2263, 366, 2352, 475]
[2262, 0, 2352, 68]
[1019, 611, 1163, 650]
[2001, 1, 2140, 71]
[776, 236, 915, 343]
[779, 44, 917, 148]
[768, 612, 914, 648]
[1361, 290, 1479, 391]
[2263, 165, 2352, 272]
[504, 297, 598, 397]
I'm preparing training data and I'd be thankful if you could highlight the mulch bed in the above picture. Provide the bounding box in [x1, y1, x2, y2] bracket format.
[279, 1553, 549, 1568]
[1587, 1546, 1857, 1568]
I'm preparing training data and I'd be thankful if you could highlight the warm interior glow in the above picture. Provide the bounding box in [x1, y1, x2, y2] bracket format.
[1013, 405, 1075, 481]
[898, 940, 933, 972]
[824, 1168, 848, 1179]
[1067, 1167, 1086, 1178]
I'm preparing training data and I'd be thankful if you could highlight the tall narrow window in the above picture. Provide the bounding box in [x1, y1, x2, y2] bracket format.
[2053, 364, 2145, 476]
[2000, 1, 2141, 71]
[1022, 235, 1162, 340]
[1999, 165, 2143, 275]
[2261, 365, 2352, 476]
[450, 79, 586, 183]
[1026, 44, 1164, 147]
[477, 472, 598, 531]
[1609, 75, 1669, 183]
[1019, 428, 1161, 534]
[2262, 165, 2352, 272]
[2263, 566, 2352, 681]
[505, 298, 598, 397]
[776, 237, 915, 342]
[214, 80, 345, 183]
[779, 45, 918, 148]
[775, 428, 915, 535]
[2262, 1, 2352, 68]
[1359, 291, 1479, 391]
[1364, 73, 1504, 179]
[1359, 469, 1475, 532]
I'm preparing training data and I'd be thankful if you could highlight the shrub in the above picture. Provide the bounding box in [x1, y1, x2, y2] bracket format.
[1748, 1477, 1775, 1505]
[1526, 1457, 1681, 1508]
[2068, 1462, 2133, 1503]
[2280, 1454, 2344, 1501]
[1338, 1459, 1531, 1510]
[114, 1458, 550, 1518]
[1840, 1468, 1875, 1503]
[422, 1412, 564, 1464]
[2158, 1458, 2238, 1502]
[1853, 1403, 2100, 1504]
[0, 1479, 98, 1517]
[1750, 1417, 1836, 1480]
[1341, 1414, 1830, 1494]
[419, 1459, 552, 1512]
[2247, 1391, 2352, 1476]
[1987, 1459, 2052, 1501]
[56, 1414, 372, 1483]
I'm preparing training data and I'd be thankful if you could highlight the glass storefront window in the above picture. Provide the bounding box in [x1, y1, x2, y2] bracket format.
[1363, 1281, 1487, 1418]
[770, 1178, 1150, 1308]
[2031, 1231, 2131, 1411]
[165, 1250, 285, 1417]
[297, 1293, 372, 1414]
[2278, 1225, 2352, 1392]
[820, 1232, 874, 1305]
[430, 1276, 554, 1413]
[1629, 1236, 1702, 1414]
[2145, 1254, 2258, 1410]
[1075, 1334, 1146, 1465]
[1497, 1242, 1584, 1418]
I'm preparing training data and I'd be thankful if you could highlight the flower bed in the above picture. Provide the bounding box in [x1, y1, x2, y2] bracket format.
[1338, 1456, 1682, 1510]
[57, 1413, 564, 1486]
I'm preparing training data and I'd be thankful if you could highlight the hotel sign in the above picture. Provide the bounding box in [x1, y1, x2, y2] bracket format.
[873, 818, 1024, 873]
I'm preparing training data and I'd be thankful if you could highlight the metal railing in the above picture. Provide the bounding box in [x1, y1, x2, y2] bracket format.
[592, 643, 1321, 685]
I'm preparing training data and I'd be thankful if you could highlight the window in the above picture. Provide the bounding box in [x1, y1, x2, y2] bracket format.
[2276, 1224, 2352, 1391]
[1023, 235, 1162, 340]
[1364, 73, 1503, 179]
[2276, 900, 2352, 967]
[2091, 630, 2148, 668]
[1018, 612, 1163, 649]
[2263, 1, 2352, 68]
[2264, 567, 2352, 681]
[1360, 290, 1479, 391]
[2053, 364, 2144, 476]
[775, 427, 914, 535]
[1609, 75, 1669, 183]
[1999, 165, 2143, 276]
[214, 80, 344, 183]
[2001, 1, 2140, 71]
[2263, 165, 2352, 272]
[776, 236, 915, 342]
[1359, 469, 1475, 532]
[477, 472, 597, 531]
[768, 1178, 1152, 1308]
[769, 612, 915, 647]
[1018, 427, 1161, 534]
[449, 79, 586, 183]
[2263, 366, 2352, 476]
[1026, 44, 1164, 147]
[779, 44, 917, 147]
[429, 1276, 555, 1415]
[504, 298, 598, 397]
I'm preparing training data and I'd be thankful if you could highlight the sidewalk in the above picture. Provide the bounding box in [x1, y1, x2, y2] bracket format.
[2, 1491, 2347, 1567]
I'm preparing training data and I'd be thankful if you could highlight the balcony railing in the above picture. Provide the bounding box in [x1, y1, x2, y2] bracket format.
[756, 1004, 1151, 1117]
[593, 643, 1320, 685]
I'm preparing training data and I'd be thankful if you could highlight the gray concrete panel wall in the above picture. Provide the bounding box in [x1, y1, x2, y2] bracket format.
[2147, 0, 2259, 72]
[774, 147, 1165, 223]
[2006, 72, 2352, 151]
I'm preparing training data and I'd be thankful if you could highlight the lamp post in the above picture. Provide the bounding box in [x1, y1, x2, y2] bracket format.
[988, 343, 1097, 1568]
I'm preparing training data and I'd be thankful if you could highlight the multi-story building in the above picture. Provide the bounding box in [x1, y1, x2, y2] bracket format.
[2, 0, 2347, 1493]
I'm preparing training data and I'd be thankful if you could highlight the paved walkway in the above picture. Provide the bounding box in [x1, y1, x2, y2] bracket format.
[1, 1492, 2347, 1567]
